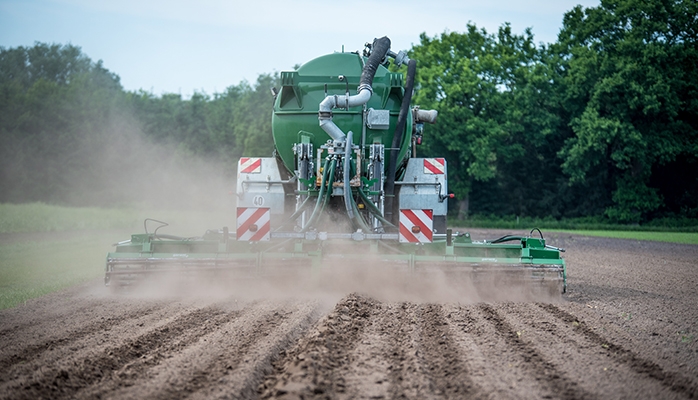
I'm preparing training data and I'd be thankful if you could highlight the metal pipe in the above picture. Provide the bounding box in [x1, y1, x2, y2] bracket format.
[318, 37, 391, 143]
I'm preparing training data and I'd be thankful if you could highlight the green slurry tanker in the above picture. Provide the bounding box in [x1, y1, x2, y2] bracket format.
[106, 37, 566, 294]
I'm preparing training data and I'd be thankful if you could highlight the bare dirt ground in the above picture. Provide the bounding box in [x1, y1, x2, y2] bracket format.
[1, 230, 697, 399]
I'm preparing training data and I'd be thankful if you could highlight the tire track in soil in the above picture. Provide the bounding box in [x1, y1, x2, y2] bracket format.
[478, 303, 593, 400]
[443, 304, 558, 399]
[323, 302, 432, 399]
[326, 301, 392, 399]
[385, 303, 432, 398]
[0, 303, 167, 375]
[414, 303, 483, 399]
[260, 294, 375, 399]
[540, 303, 698, 399]
[1, 304, 239, 400]
[193, 301, 322, 400]
[494, 303, 672, 399]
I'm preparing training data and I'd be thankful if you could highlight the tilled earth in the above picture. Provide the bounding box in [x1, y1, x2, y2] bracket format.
[1, 231, 697, 399]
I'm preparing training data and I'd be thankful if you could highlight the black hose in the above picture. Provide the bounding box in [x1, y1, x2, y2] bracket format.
[384, 58, 417, 224]
[489, 235, 525, 244]
[360, 37, 391, 91]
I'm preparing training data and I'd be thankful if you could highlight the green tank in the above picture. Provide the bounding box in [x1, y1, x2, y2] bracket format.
[272, 51, 412, 175]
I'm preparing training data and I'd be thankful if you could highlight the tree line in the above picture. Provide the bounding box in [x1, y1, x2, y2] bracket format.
[412, 0, 697, 223]
[0, 42, 276, 207]
[1, 0, 696, 223]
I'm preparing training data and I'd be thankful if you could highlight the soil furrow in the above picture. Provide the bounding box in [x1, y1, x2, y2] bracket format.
[386, 303, 432, 398]
[0, 302, 99, 340]
[0, 303, 166, 375]
[495, 302, 678, 399]
[2, 304, 236, 400]
[443, 304, 557, 399]
[192, 301, 323, 400]
[76, 301, 248, 400]
[108, 300, 319, 400]
[540, 303, 698, 398]
[478, 303, 593, 400]
[1, 230, 696, 399]
[147, 304, 287, 399]
[415, 303, 482, 399]
[328, 301, 392, 399]
[260, 293, 375, 399]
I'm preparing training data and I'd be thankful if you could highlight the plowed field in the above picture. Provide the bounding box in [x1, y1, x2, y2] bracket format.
[1, 231, 697, 399]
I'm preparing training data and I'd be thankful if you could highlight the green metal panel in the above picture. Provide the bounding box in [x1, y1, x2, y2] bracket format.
[106, 231, 567, 292]
[272, 51, 412, 176]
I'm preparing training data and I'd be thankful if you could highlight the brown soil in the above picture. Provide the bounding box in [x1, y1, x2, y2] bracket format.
[1, 230, 697, 399]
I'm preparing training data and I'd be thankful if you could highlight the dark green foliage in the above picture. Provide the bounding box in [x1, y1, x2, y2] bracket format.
[411, 25, 566, 219]
[552, 0, 698, 222]
[411, 0, 697, 224]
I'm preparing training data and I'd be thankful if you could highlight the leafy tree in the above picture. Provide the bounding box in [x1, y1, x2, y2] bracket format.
[411, 25, 563, 219]
[553, 0, 698, 222]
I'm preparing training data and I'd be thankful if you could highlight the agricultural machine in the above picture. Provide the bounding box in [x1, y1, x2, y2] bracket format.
[105, 37, 566, 293]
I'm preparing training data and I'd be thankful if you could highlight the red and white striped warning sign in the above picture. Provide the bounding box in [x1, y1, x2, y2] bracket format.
[236, 207, 270, 241]
[399, 209, 433, 243]
[239, 157, 262, 174]
[423, 158, 445, 174]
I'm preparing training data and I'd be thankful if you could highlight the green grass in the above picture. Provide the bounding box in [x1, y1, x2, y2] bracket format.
[0, 202, 236, 234]
[0, 202, 237, 310]
[552, 230, 698, 245]
[454, 215, 698, 233]
[0, 231, 128, 309]
[0, 202, 141, 233]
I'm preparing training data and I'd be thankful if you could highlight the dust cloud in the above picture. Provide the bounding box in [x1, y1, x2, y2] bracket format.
[47, 106, 240, 235]
[37, 106, 560, 306]
[106, 256, 563, 306]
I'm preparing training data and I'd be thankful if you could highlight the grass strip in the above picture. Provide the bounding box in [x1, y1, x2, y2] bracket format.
[553, 230, 698, 245]
[0, 231, 129, 309]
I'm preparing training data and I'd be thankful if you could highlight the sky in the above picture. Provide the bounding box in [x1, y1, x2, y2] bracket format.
[1, 0, 600, 97]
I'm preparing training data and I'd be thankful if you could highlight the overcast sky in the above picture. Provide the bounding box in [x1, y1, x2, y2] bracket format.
[1, 0, 599, 97]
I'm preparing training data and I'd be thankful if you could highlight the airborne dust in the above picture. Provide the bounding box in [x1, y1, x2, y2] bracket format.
[5, 98, 561, 305]
[87, 115, 561, 305]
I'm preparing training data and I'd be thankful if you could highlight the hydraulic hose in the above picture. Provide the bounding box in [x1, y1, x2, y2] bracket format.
[351, 195, 372, 232]
[384, 58, 417, 224]
[357, 185, 396, 229]
[342, 153, 374, 232]
[301, 158, 330, 232]
[343, 130, 354, 219]
[321, 159, 336, 213]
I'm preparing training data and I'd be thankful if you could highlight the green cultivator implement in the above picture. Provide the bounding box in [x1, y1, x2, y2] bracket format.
[106, 37, 566, 294]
